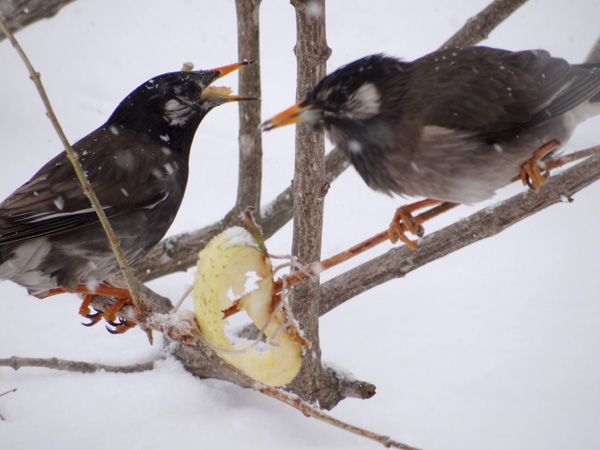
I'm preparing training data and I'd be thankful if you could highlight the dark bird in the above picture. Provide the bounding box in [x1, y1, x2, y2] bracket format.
[0, 61, 254, 332]
[261, 47, 600, 248]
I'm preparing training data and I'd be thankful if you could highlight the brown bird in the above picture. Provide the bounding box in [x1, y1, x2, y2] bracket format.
[261, 47, 600, 248]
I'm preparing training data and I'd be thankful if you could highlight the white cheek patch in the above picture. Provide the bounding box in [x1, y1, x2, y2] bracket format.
[299, 108, 323, 123]
[348, 82, 381, 120]
[163, 98, 193, 126]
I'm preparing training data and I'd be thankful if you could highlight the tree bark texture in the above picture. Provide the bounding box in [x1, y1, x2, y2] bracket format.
[234, 0, 263, 215]
[287, 0, 336, 408]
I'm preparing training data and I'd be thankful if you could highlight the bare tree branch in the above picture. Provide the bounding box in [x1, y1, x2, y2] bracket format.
[0, 0, 75, 41]
[441, 0, 530, 48]
[82, 291, 378, 404]
[286, 0, 336, 408]
[234, 0, 263, 215]
[0, 354, 407, 449]
[0, 356, 155, 373]
[318, 154, 600, 315]
[256, 383, 420, 450]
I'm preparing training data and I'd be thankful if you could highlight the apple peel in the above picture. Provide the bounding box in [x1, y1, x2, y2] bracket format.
[193, 227, 308, 387]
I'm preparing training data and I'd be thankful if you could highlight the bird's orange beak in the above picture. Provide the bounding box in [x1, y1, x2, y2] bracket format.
[202, 61, 259, 103]
[209, 61, 254, 80]
[260, 101, 315, 131]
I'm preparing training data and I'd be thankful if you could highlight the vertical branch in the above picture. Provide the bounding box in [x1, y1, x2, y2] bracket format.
[234, 0, 263, 215]
[288, 0, 333, 406]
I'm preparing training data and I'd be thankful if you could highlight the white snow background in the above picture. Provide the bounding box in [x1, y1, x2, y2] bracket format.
[1, 1, 600, 449]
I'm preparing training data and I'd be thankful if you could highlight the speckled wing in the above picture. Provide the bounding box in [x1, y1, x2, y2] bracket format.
[406, 47, 600, 139]
[0, 127, 182, 245]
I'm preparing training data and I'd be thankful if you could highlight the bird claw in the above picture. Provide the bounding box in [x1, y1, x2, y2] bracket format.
[106, 318, 134, 334]
[388, 218, 419, 250]
[81, 310, 103, 327]
[85, 309, 102, 320]
[520, 160, 549, 192]
[387, 199, 459, 250]
[387, 206, 426, 250]
[74, 288, 138, 334]
[520, 139, 560, 192]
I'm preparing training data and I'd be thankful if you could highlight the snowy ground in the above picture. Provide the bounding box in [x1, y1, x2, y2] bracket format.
[1, 1, 600, 449]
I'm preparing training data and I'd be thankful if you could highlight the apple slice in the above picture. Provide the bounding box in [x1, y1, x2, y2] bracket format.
[193, 227, 308, 387]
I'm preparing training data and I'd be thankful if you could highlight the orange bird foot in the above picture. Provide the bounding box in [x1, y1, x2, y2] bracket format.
[520, 139, 561, 192]
[41, 284, 138, 333]
[388, 199, 459, 249]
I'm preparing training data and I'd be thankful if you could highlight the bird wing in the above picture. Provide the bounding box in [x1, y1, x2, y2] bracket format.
[0, 128, 181, 245]
[407, 47, 600, 139]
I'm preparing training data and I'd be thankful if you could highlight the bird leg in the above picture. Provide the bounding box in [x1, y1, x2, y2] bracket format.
[520, 139, 561, 192]
[40, 284, 137, 333]
[274, 201, 459, 293]
[388, 199, 458, 249]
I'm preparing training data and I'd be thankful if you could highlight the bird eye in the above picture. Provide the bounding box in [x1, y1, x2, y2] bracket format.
[327, 89, 347, 106]
[172, 82, 200, 101]
[182, 84, 200, 100]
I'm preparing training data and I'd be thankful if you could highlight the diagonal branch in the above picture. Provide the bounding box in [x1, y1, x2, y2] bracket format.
[0, 0, 76, 41]
[318, 154, 600, 315]
[62, 299, 412, 449]
[0, 16, 144, 313]
[441, 0, 530, 48]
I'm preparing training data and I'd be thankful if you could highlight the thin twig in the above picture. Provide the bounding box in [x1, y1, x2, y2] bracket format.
[256, 383, 421, 450]
[0, 389, 17, 398]
[0, 356, 155, 374]
[0, 17, 144, 314]
[0, 388, 17, 421]
[142, 310, 416, 448]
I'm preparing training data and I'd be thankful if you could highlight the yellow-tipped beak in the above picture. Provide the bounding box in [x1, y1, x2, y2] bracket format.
[260, 101, 314, 131]
[202, 61, 259, 104]
[209, 60, 255, 80]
